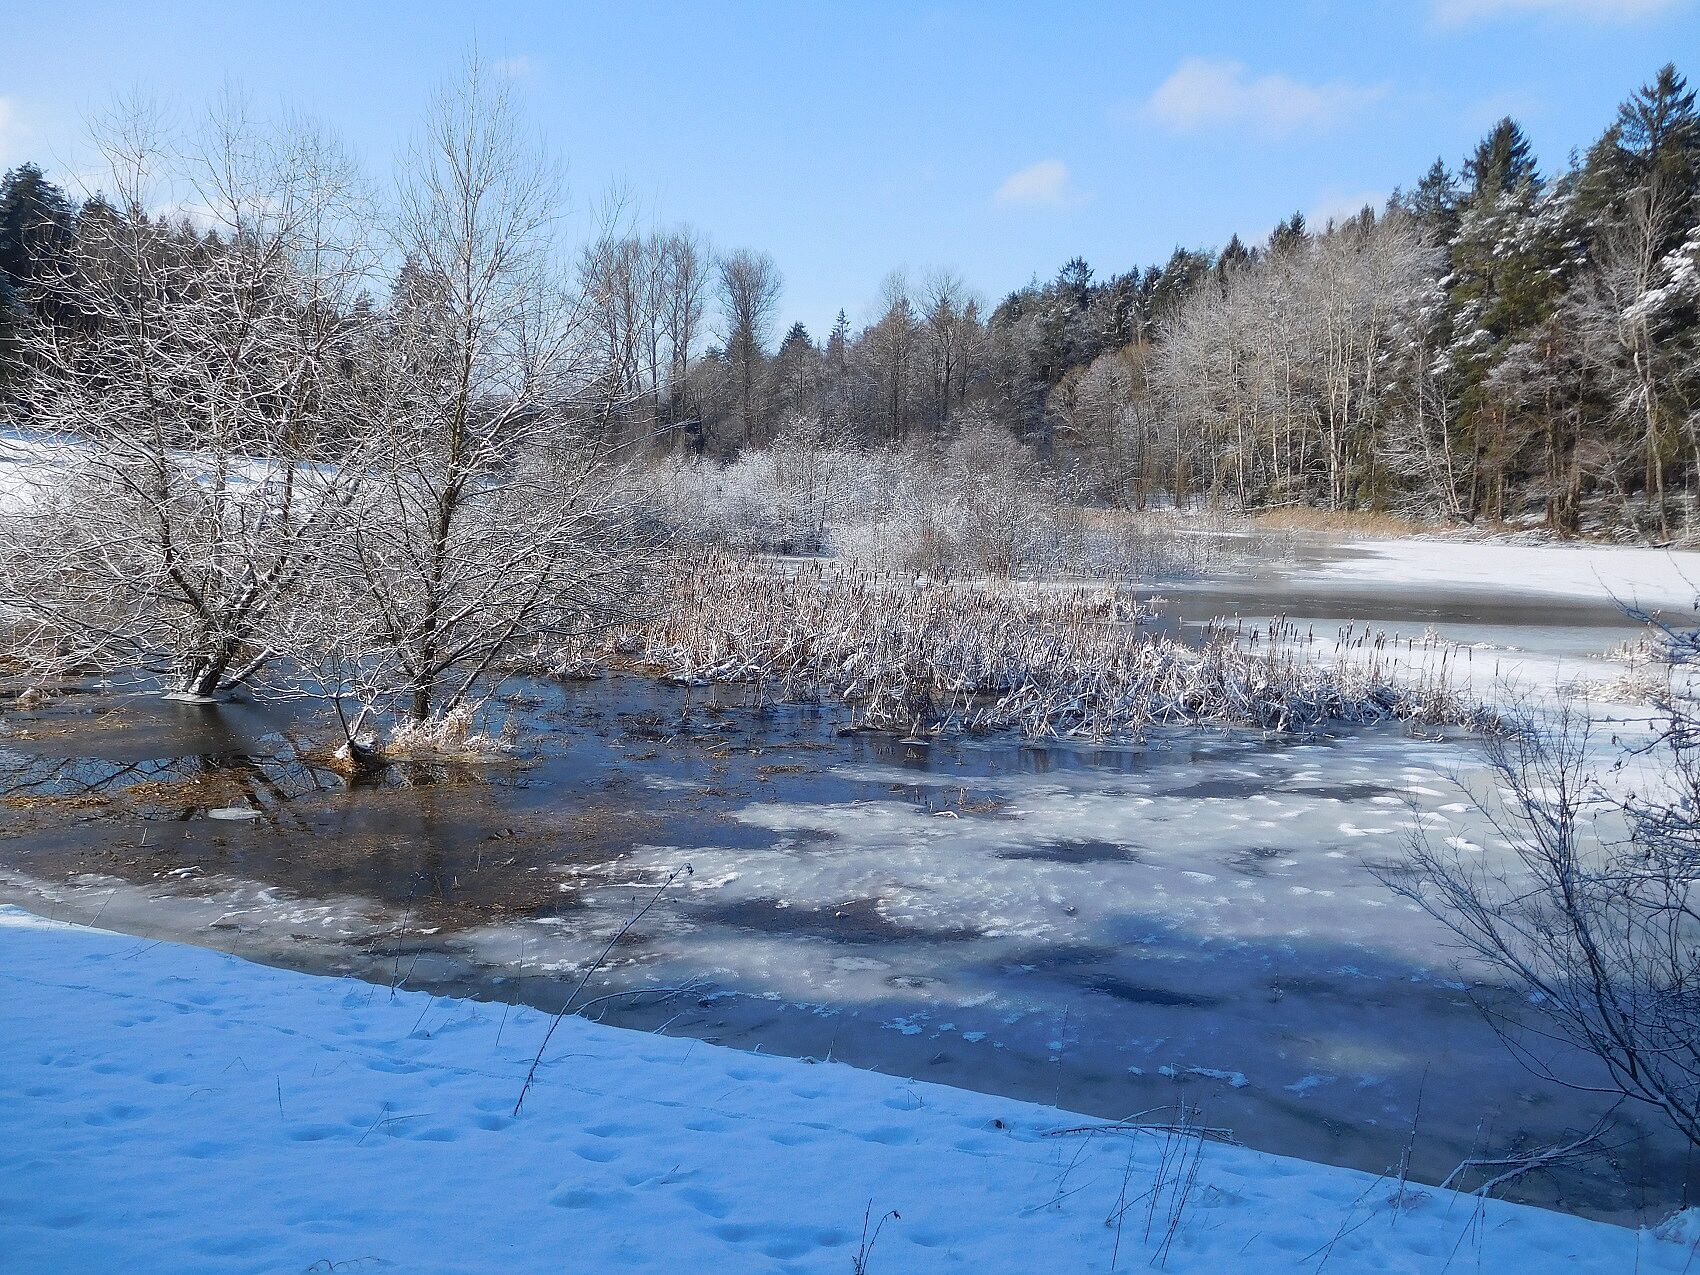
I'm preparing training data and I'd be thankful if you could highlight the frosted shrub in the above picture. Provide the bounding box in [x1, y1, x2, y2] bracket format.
[648, 414, 1230, 583]
[828, 417, 1076, 579]
[647, 454, 782, 551]
[648, 417, 861, 555]
[1077, 508, 1242, 581]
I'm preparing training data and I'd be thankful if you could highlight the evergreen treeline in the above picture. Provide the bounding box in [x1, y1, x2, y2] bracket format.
[3, 64, 1697, 536]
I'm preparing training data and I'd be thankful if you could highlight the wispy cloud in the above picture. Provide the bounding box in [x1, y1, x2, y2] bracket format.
[1142, 58, 1387, 137]
[492, 54, 539, 80]
[1434, 0, 1676, 22]
[0, 98, 23, 168]
[993, 159, 1084, 208]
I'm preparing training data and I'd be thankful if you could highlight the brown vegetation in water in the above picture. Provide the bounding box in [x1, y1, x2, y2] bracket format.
[548, 555, 1490, 739]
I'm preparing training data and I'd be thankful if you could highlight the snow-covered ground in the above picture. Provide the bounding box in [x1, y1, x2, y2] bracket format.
[2, 906, 1690, 1273]
[3, 491, 1696, 1267]
[0, 428, 341, 519]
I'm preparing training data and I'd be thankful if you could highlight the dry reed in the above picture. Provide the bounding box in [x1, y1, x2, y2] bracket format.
[546, 556, 1490, 740]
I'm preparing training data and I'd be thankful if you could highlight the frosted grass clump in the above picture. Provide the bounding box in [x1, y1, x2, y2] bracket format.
[383, 704, 512, 760]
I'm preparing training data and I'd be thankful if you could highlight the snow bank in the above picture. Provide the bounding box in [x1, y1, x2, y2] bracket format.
[0, 907, 1685, 1273]
[1320, 538, 1700, 611]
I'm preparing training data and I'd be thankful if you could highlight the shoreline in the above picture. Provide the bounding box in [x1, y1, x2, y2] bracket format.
[4, 904, 1691, 1273]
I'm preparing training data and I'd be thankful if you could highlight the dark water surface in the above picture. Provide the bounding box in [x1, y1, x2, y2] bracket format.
[0, 663, 1688, 1226]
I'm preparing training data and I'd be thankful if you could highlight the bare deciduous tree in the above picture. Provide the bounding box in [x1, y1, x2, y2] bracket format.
[658, 227, 712, 437]
[323, 56, 656, 732]
[0, 93, 379, 699]
[716, 247, 781, 446]
[1152, 210, 1433, 513]
[920, 269, 977, 429]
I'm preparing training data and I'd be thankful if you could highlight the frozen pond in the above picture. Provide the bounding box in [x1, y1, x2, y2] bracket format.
[0, 536, 1692, 1224]
[1152, 531, 1660, 684]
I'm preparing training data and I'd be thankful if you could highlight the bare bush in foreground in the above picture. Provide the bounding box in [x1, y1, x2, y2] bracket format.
[1387, 706, 1700, 1148]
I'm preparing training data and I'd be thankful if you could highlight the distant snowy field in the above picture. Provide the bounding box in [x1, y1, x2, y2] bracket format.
[1314, 536, 1700, 612]
[1, 908, 1690, 1273]
[0, 430, 55, 514]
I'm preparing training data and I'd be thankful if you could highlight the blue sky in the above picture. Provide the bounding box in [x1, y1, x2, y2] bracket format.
[3, 1, 1696, 336]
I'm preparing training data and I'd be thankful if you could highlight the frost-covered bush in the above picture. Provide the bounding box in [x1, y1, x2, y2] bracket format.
[649, 411, 1082, 579]
[837, 414, 1080, 579]
[645, 411, 1253, 583]
[647, 416, 861, 554]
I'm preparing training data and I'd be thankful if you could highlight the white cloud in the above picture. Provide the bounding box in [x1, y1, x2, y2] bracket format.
[1142, 58, 1386, 137]
[993, 159, 1084, 208]
[1434, 0, 1676, 22]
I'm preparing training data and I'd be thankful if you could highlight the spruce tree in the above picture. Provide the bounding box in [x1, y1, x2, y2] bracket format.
[1618, 63, 1699, 204]
[1444, 121, 1573, 519]
[825, 309, 850, 370]
[1464, 118, 1540, 200]
[0, 163, 76, 385]
[1056, 257, 1093, 309]
[1215, 234, 1252, 287]
[1396, 158, 1462, 243]
[1267, 212, 1308, 256]
[0, 163, 76, 289]
[1580, 64, 1699, 253]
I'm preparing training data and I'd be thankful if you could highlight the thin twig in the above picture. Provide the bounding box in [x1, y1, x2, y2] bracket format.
[512, 863, 691, 1116]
